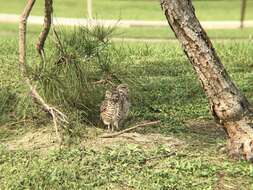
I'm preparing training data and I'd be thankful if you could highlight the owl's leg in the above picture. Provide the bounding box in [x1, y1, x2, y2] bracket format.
[107, 124, 111, 132]
[114, 122, 119, 131]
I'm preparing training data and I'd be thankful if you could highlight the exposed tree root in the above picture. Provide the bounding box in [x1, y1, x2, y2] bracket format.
[19, 0, 68, 143]
[99, 121, 160, 138]
[225, 118, 253, 162]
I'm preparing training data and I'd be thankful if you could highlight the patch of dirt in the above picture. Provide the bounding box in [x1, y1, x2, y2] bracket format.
[3, 128, 59, 153]
[85, 132, 185, 151]
[3, 127, 185, 153]
[185, 119, 226, 138]
[214, 172, 250, 190]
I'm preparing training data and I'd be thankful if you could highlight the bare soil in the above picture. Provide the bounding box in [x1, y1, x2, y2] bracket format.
[3, 127, 185, 153]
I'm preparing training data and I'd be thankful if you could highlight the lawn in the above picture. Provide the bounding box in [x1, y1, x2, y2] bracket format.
[0, 0, 252, 41]
[118, 26, 253, 39]
[1, 23, 252, 40]
[1, 25, 253, 189]
[0, 0, 252, 20]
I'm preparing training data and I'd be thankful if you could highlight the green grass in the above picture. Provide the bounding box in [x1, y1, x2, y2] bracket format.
[94, 0, 253, 21]
[1, 144, 253, 189]
[0, 23, 252, 40]
[0, 0, 252, 20]
[118, 26, 253, 39]
[1, 26, 253, 189]
[0, 0, 87, 18]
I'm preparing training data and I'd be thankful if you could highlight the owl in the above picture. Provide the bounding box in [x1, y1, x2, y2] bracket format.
[100, 84, 130, 132]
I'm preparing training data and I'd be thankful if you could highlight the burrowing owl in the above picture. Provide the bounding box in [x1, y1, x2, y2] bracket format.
[100, 84, 130, 132]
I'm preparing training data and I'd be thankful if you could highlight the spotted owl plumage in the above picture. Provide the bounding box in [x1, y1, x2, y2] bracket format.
[100, 84, 130, 132]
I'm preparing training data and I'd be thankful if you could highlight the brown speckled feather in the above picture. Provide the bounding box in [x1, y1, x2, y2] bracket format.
[100, 84, 130, 132]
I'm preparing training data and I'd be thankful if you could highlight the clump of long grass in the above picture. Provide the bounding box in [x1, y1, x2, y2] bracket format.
[32, 24, 136, 126]
[0, 86, 38, 126]
[0, 87, 17, 124]
[0, 24, 145, 130]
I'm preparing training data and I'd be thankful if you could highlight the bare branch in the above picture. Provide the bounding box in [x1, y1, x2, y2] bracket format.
[36, 0, 53, 56]
[19, 0, 36, 78]
[99, 121, 160, 138]
[19, 0, 68, 143]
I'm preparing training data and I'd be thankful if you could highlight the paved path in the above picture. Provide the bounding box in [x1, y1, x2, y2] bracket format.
[1, 13, 253, 29]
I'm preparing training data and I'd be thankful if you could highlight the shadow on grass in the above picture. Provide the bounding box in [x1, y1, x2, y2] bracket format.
[183, 119, 227, 148]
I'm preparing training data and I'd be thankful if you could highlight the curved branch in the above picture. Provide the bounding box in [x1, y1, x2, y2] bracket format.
[36, 0, 53, 56]
[19, 0, 68, 143]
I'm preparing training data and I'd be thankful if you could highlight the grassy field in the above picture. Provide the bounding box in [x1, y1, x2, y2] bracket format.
[1, 22, 253, 40]
[118, 26, 253, 39]
[0, 0, 252, 41]
[1, 25, 253, 189]
[0, 0, 252, 20]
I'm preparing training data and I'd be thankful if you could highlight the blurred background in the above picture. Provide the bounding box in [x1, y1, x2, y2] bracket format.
[0, 0, 252, 40]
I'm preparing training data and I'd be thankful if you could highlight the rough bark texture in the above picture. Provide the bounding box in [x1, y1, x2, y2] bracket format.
[19, 0, 67, 143]
[161, 0, 253, 161]
[36, 0, 53, 56]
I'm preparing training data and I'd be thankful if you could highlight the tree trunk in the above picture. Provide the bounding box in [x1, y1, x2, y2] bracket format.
[161, 0, 253, 162]
[240, 0, 247, 28]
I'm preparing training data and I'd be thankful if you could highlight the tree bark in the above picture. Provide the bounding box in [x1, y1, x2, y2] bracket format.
[161, 0, 253, 161]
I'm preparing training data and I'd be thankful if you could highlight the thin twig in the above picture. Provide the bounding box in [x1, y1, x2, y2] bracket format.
[92, 79, 107, 85]
[92, 79, 114, 85]
[143, 152, 176, 163]
[99, 121, 160, 138]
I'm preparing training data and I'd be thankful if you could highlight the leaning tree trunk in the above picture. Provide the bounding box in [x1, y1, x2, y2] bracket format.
[161, 0, 253, 161]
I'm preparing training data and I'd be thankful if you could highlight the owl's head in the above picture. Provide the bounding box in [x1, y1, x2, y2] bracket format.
[117, 84, 129, 96]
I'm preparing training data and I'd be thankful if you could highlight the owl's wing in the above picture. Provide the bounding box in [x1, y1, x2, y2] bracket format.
[100, 100, 108, 113]
[123, 100, 130, 117]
